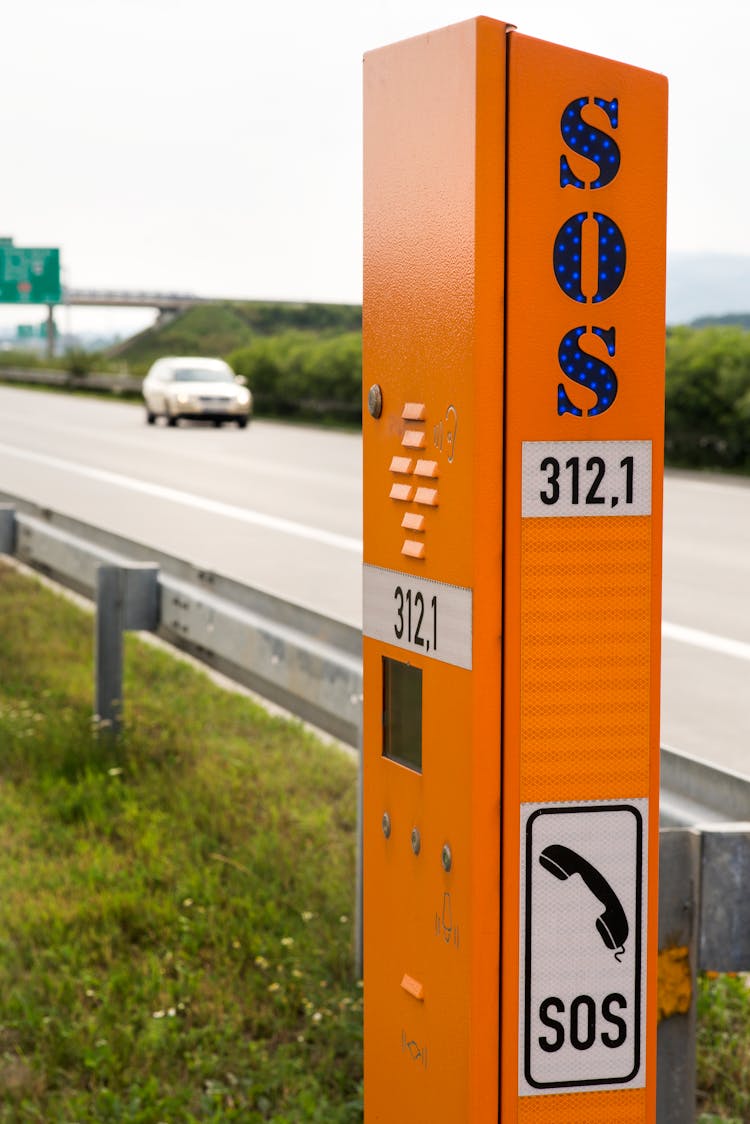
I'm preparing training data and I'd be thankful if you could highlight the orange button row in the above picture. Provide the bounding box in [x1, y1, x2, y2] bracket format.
[389, 483, 439, 506]
[389, 456, 439, 478]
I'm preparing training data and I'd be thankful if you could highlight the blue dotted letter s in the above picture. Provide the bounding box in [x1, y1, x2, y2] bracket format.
[557, 325, 618, 418]
[560, 96, 620, 190]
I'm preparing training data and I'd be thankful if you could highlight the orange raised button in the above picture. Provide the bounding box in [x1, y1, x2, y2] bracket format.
[390, 483, 414, 502]
[401, 512, 426, 532]
[414, 459, 439, 478]
[401, 402, 427, 421]
[401, 540, 426, 559]
[402, 430, 427, 449]
[390, 456, 414, 474]
[400, 973, 425, 1000]
[414, 487, 439, 506]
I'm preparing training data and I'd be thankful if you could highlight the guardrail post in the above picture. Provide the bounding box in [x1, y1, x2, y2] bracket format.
[699, 823, 750, 971]
[0, 504, 16, 555]
[657, 827, 701, 1124]
[95, 563, 159, 735]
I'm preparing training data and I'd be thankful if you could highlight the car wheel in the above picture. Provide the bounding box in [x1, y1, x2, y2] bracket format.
[238, 418, 248, 429]
[146, 410, 156, 425]
[212, 419, 223, 428]
[167, 414, 178, 427]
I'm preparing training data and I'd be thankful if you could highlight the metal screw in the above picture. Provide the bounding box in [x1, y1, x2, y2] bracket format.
[442, 844, 452, 872]
[368, 384, 383, 419]
[411, 827, 421, 855]
[382, 812, 391, 839]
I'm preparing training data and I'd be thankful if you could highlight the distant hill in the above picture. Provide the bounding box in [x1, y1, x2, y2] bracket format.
[667, 252, 750, 325]
[688, 312, 750, 330]
[113, 300, 362, 372]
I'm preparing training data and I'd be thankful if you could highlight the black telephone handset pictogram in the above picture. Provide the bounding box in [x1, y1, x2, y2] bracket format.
[539, 843, 629, 961]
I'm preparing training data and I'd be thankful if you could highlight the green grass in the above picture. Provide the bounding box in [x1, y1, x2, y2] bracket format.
[0, 562, 361, 1122]
[696, 973, 750, 1121]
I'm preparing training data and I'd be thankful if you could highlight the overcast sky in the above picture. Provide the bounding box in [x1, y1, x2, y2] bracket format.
[2, 0, 748, 333]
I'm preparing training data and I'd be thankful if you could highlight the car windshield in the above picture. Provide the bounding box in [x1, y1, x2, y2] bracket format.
[170, 368, 234, 383]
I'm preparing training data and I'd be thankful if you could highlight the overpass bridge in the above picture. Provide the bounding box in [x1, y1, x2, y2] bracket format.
[44, 289, 236, 356]
[15, 289, 229, 356]
[62, 288, 233, 315]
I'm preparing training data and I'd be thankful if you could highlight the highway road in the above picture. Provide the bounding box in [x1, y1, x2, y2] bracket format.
[0, 387, 363, 624]
[0, 386, 747, 776]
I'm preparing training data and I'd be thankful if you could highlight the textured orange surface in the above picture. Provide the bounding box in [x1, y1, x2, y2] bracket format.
[519, 516, 653, 803]
[518, 1088, 647, 1123]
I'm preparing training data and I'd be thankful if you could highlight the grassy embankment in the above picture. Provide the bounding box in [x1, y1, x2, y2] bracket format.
[1, 563, 750, 1121]
[0, 561, 361, 1122]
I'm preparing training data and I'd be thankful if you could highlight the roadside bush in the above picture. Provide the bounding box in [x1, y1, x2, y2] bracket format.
[229, 334, 298, 415]
[229, 331, 361, 422]
[665, 326, 750, 471]
[64, 347, 95, 377]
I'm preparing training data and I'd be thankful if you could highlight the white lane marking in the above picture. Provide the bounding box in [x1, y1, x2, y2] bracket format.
[0, 404, 360, 490]
[663, 621, 750, 662]
[665, 474, 750, 500]
[0, 441, 362, 554]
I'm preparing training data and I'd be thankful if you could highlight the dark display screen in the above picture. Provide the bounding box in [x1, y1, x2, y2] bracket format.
[382, 656, 422, 773]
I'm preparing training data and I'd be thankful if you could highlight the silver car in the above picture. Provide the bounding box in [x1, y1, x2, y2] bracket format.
[142, 356, 252, 428]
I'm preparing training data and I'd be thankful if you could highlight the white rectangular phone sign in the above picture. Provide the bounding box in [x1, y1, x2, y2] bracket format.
[519, 799, 648, 1096]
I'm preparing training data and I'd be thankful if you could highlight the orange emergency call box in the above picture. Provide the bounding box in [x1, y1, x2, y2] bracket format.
[363, 16, 667, 1123]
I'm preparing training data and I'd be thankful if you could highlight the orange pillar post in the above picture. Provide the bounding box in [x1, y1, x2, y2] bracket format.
[363, 18, 667, 1122]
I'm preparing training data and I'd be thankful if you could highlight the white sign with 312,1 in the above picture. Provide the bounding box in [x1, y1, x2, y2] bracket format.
[522, 440, 652, 518]
[362, 564, 472, 670]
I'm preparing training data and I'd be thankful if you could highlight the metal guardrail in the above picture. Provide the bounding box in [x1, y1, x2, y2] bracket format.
[0, 496, 362, 747]
[0, 366, 142, 394]
[661, 744, 750, 826]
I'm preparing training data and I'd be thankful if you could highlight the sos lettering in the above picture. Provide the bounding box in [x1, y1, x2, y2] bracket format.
[555, 96, 623, 418]
[539, 992, 628, 1053]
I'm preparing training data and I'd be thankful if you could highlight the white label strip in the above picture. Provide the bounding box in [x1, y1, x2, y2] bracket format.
[522, 440, 652, 517]
[363, 564, 472, 669]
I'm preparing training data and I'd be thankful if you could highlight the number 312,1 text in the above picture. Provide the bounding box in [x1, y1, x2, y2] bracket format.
[394, 586, 438, 654]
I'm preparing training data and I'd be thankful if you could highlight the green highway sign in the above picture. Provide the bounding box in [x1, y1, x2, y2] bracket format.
[0, 238, 61, 304]
[17, 323, 50, 339]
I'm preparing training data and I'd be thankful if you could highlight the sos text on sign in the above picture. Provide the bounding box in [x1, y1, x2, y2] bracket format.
[554, 96, 624, 419]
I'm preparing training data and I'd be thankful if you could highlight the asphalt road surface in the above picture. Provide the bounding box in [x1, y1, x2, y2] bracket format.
[0, 386, 746, 775]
